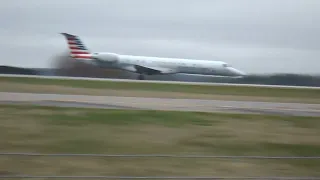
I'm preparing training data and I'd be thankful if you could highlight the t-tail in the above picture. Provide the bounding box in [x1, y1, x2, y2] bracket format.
[60, 33, 92, 60]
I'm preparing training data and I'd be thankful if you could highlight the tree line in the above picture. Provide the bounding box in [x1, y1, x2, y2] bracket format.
[51, 52, 320, 86]
[1, 52, 319, 87]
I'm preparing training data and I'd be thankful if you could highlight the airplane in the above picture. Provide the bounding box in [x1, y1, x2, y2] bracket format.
[60, 33, 246, 80]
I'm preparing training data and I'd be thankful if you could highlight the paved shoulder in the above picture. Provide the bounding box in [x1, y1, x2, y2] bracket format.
[1, 92, 320, 116]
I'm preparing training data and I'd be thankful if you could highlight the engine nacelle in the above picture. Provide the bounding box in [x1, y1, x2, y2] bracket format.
[92, 52, 119, 63]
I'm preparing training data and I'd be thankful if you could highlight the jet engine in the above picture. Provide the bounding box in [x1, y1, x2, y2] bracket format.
[92, 52, 119, 63]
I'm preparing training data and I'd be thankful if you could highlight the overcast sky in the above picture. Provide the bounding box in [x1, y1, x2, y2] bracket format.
[0, 0, 319, 74]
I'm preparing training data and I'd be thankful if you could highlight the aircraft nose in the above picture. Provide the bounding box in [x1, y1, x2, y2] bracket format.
[227, 67, 246, 76]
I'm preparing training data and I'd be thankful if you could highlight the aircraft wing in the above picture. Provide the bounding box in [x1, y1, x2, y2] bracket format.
[133, 65, 178, 75]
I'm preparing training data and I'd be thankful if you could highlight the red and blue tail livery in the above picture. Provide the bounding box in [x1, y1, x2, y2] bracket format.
[60, 33, 92, 59]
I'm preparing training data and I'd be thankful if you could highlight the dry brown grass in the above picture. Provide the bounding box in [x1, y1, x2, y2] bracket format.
[0, 105, 320, 178]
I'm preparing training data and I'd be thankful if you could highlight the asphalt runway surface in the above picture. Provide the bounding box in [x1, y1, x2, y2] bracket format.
[1, 92, 320, 116]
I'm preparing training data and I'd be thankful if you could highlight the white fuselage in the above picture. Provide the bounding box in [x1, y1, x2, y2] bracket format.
[90, 52, 246, 77]
[60, 32, 245, 78]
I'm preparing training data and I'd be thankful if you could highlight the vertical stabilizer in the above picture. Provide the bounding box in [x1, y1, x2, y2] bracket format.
[60, 33, 92, 59]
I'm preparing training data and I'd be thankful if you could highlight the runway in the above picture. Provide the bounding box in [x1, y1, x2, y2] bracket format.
[1, 92, 320, 116]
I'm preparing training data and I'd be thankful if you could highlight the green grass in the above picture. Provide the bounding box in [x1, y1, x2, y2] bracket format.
[1, 104, 320, 177]
[1, 76, 320, 103]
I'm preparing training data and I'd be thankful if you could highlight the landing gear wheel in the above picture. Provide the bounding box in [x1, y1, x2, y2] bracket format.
[138, 74, 145, 80]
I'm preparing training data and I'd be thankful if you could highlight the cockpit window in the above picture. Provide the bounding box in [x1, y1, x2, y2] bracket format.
[222, 63, 230, 67]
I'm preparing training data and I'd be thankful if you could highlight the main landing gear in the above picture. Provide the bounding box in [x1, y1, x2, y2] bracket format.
[138, 74, 145, 80]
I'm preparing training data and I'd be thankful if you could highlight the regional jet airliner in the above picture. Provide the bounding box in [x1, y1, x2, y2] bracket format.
[61, 33, 246, 80]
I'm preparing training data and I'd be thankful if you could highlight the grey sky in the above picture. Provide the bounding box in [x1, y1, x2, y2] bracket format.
[0, 0, 319, 74]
